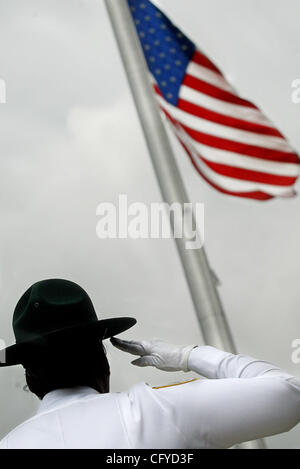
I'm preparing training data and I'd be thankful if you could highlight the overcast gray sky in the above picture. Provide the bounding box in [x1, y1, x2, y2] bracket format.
[0, 0, 299, 449]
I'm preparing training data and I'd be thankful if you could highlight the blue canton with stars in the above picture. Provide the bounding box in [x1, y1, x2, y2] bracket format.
[128, 0, 196, 106]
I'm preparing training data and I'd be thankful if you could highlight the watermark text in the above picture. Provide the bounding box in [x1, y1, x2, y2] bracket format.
[0, 78, 6, 103]
[96, 195, 204, 250]
[291, 79, 300, 104]
[291, 339, 300, 364]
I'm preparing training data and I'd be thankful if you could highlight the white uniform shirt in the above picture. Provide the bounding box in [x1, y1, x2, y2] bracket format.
[0, 346, 299, 449]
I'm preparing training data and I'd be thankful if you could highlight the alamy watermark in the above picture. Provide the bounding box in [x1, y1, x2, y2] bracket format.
[291, 79, 300, 104]
[96, 194, 204, 250]
[291, 339, 300, 365]
[0, 78, 6, 104]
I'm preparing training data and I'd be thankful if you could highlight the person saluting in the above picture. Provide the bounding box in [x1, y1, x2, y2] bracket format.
[0, 279, 299, 449]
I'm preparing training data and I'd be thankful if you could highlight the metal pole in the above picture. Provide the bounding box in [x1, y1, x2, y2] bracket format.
[104, 0, 235, 351]
[104, 0, 264, 448]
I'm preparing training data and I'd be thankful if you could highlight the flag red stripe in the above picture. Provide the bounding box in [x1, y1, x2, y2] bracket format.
[161, 106, 299, 166]
[178, 134, 274, 200]
[177, 98, 283, 138]
[183, 74, 257, 109]
[179, 121, 299, 164]
[198, 157, 298, 186]
[192, 51, 223, 76]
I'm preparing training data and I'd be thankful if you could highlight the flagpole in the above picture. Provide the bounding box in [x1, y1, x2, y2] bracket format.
[104, 0, 236, 351]
[104, 0, 265, 448]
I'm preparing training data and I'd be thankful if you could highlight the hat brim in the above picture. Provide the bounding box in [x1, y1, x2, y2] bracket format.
[0, 317, 136, 367]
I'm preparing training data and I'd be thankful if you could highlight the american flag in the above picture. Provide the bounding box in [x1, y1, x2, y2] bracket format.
[128, 0, 300, 201]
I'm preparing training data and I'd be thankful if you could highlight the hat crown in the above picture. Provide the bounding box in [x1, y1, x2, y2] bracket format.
[13, 279, 97, 343]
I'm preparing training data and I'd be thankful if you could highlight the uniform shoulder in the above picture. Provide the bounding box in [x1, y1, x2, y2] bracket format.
[0, 437, 8, 449]
[0, 408, 50, 449]
[0, 417, 36, 448]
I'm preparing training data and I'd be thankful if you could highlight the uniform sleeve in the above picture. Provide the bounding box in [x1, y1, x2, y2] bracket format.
[153, 346, 300, 448]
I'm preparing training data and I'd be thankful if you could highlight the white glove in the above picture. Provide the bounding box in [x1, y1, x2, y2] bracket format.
[110, 337, 196, 372]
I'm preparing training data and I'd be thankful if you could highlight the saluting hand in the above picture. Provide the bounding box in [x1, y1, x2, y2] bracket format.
[110, 337, 196, 372]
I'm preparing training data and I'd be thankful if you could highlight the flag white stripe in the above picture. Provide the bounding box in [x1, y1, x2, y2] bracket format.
[179, 85, 274, 128]
[157, 96, 292, 152]
[188, 139, 299, 177]
[172, 124, 295, 196]
[187, 61, 234, 93]
[192, 150, 295, 196]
